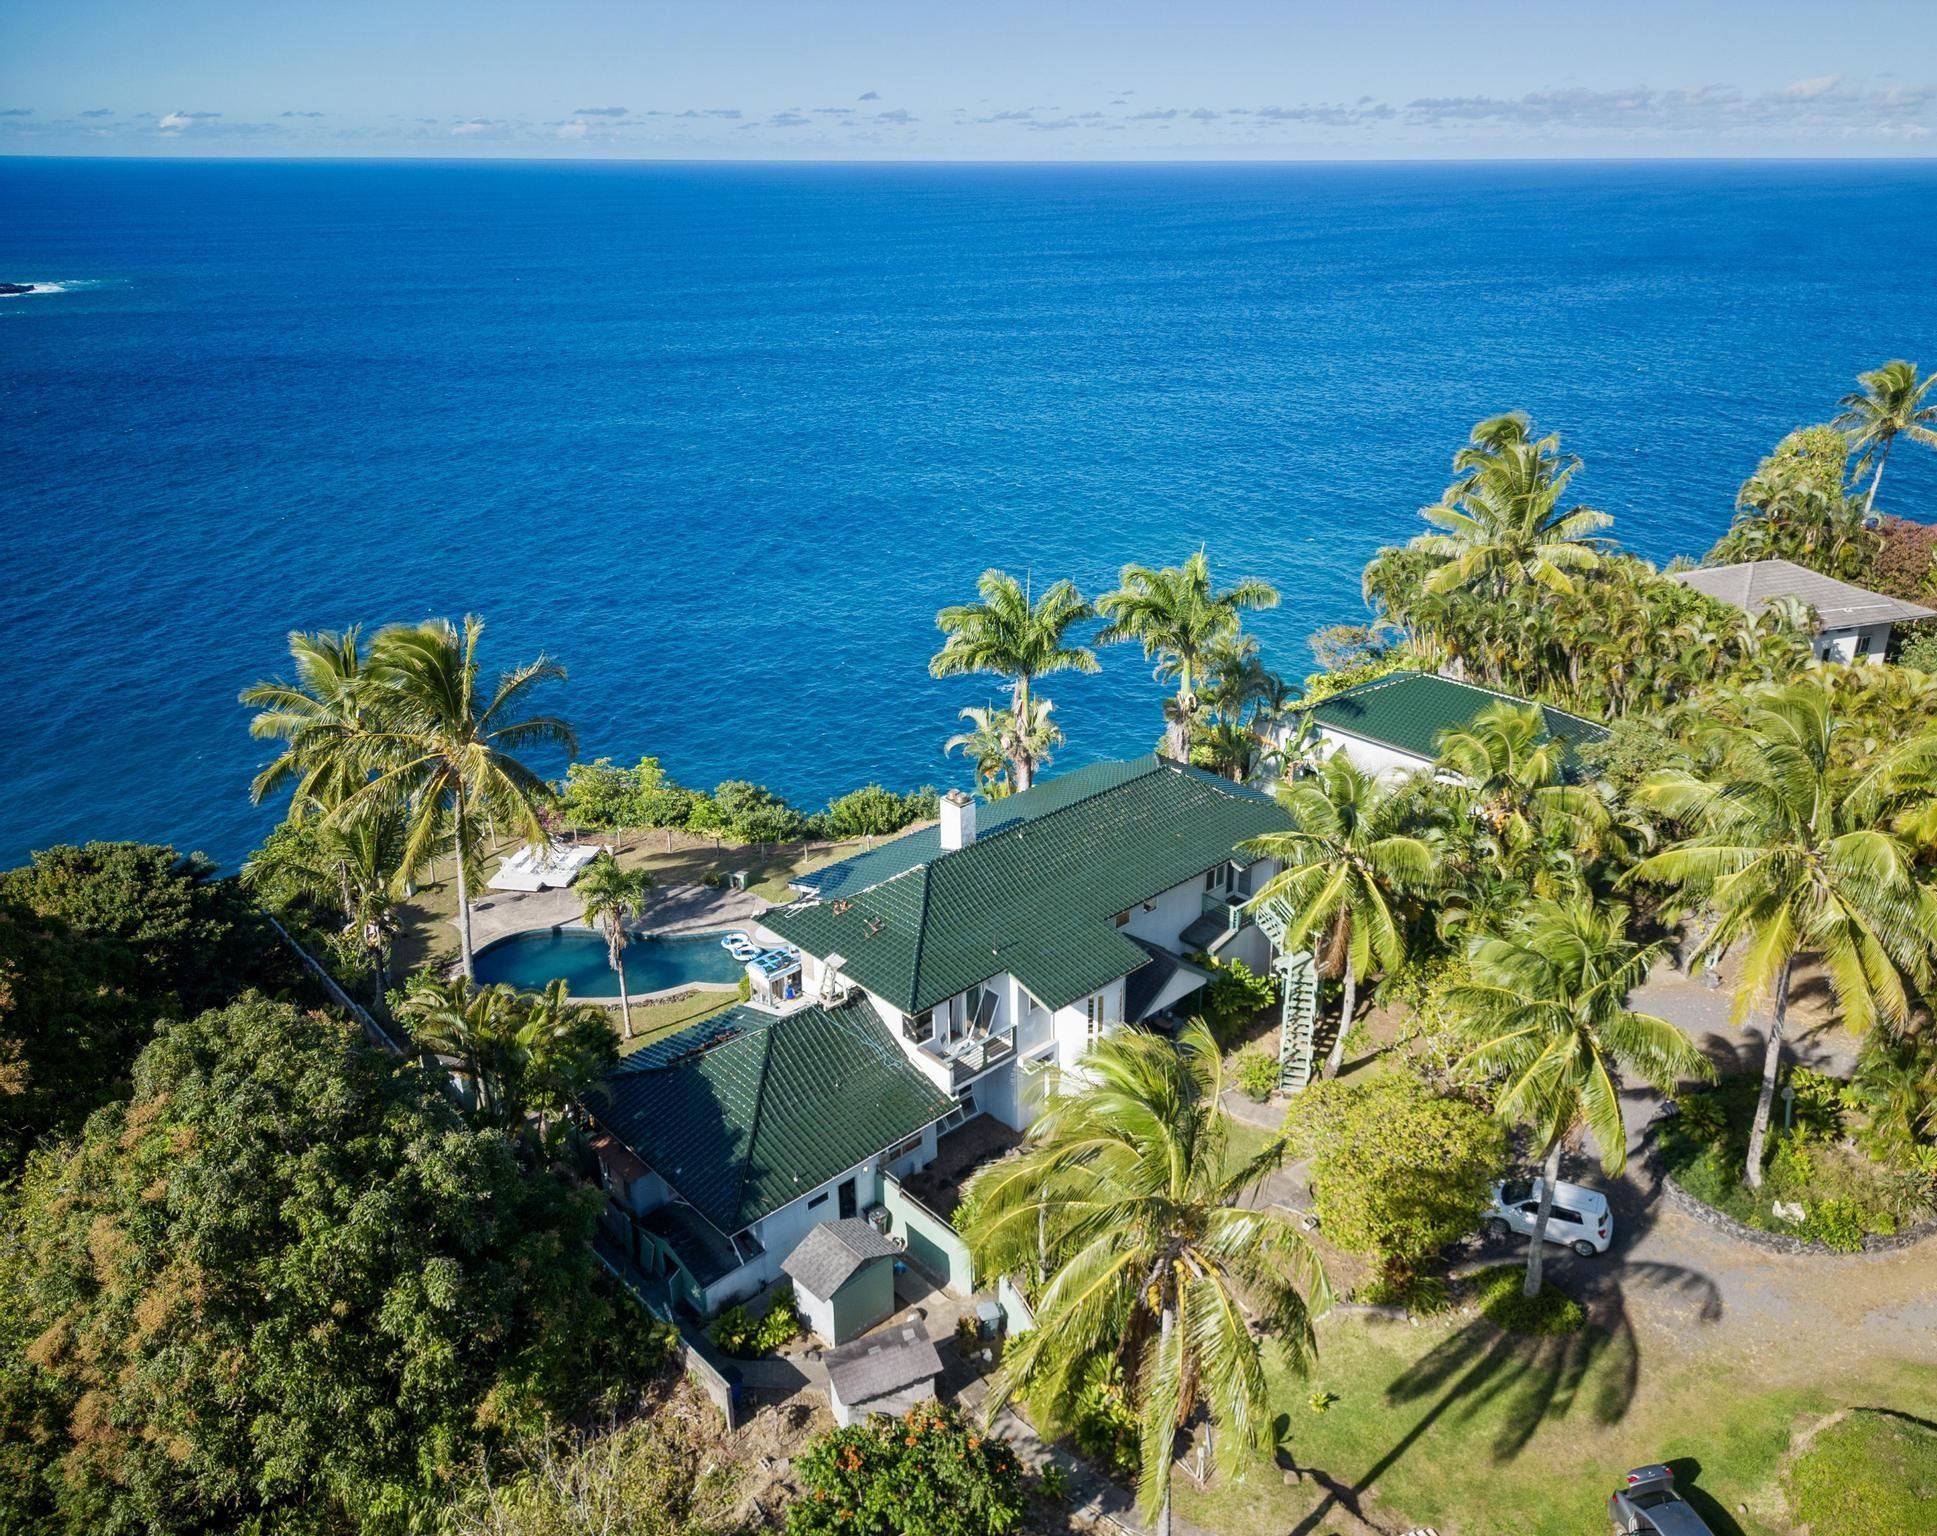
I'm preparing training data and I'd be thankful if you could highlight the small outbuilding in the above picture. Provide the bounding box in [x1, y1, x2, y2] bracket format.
[823, 1320, 944, 1428]
[781, 1217, 901, 1345]
[1670, 558, 1936, 663]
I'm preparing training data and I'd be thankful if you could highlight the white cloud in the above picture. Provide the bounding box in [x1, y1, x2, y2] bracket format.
[451, 119, 490, 135]
[556, 120, 586, 139]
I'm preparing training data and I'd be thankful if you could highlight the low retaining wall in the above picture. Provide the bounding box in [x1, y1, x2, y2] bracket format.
[1659, 1171, 1937, 1257]
[882, 1174, 974, 1292]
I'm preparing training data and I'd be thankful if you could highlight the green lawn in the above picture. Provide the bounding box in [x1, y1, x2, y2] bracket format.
[1174, 1312, 1937, 1536]
[615, 989, 740, 1055]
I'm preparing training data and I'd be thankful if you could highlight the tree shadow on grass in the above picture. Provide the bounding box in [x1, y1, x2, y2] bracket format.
[1286, 1260, 1724, 1536]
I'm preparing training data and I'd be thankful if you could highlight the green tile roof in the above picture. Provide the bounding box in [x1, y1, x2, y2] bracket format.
[1304, 672, 1608, 777]
[599, 999, 953, 1236]
[795, 758, 1161, 900]
[764, 757, 1295, 1014]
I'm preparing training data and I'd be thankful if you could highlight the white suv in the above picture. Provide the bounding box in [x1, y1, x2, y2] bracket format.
[1483, 1177, 1612, 1257]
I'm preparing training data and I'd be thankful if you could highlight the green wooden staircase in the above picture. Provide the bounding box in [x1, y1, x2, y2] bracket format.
[1252, 898, 1319, 1094]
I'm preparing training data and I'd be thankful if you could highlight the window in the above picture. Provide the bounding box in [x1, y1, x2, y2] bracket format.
[1205, 867, 1226, 893]
[807, 1191, 829, 1210]
[1085, 992, 1111, 1047]
[1854, 632, 1874, 658]
[1113, 909, 1131, 928]
[838, 1178, 858, 1219]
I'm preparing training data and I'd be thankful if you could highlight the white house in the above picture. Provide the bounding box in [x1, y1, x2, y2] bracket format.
[759, 757, 1292, 1131]
[1670, 558, 1936, 663]
[587, 755, 1293, 1319]
[1298, 670, 1610, 783]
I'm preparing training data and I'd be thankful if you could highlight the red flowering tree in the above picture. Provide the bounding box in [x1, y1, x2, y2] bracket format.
[786, 1402, 1026, 1536]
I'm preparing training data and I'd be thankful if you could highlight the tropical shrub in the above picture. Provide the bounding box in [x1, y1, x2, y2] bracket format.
[1193, 955, 1279, 1047]
[757, 1285, 802, 1352]
[1068, 1359, 1142, 1478]
[1900, 627, 1937, 672]
[1286, 1074, 1507, 1290]
[1865, 516, 1937, 602]
[1783, 1409, 1937, 1536]
[816, 784, 937, 839]
[0, 996, 642, 1536]
[706, 781, 807, 845]
[1233, 1048, 1279, 1102]
[785, 1403, 1026, 1536]
[559, 756, 640, 830]
[1468, 1264, 1585, 1335]
[709, 1304, 756, 1356]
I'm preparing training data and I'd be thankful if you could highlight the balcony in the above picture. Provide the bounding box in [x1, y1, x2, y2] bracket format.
[1182, 890, 1254, 950]
[923, 1028, 1015, 1088]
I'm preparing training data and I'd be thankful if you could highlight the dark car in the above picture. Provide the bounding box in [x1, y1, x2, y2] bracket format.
[1609, 1464, 1716, 1535]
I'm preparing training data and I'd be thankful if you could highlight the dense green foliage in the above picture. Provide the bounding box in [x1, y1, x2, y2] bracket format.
[557, 756, 934, 846]
[786, 1404, 1027, 1536]
[1193, 955, 1279, 1048]
[0, 997, 642, 1536]
[709, 1285, 800, 1357]
[1287, 1075, 1506, 1288]
[0, 842, 295, 1173]
[1783, 1409, 1937, 1536]
[1232, 1049, 1280, 1102]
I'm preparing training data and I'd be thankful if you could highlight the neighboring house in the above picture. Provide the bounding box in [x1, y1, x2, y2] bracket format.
[1670, 558, 1936, 662]
[782, 1218, 901, 1345]
[757, 756, 1294, 1129]
[824, 1320, 944, 1427]
[1298, 671, 1609, 783]
[590, 998, 954, 1316]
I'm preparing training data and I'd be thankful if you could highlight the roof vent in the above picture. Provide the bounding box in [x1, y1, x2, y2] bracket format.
[939, 788, 977, 850]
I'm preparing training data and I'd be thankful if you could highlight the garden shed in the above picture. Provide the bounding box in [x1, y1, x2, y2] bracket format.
[780, 1218, 900, 1345]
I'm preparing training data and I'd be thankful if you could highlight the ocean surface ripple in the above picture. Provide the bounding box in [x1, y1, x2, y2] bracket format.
[3, 158, 1935, 868]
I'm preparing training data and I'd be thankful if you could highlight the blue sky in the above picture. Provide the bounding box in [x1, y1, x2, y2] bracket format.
[5, 0, 1934, 159]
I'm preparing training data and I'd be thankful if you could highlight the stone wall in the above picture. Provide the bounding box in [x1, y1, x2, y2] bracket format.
[1658, 1171, 1937, 1256]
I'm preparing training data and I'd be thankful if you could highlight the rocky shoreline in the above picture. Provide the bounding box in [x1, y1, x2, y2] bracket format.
[0, 282, 39, 296]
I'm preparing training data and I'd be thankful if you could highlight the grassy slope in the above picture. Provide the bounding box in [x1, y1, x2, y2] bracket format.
[1175, 1314, 1937, 1536]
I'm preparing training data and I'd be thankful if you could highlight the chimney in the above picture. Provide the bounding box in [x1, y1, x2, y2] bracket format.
[939, 789, 977, 851]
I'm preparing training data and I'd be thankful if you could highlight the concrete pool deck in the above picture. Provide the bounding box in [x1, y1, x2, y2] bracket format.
[455, 880, 777, 955]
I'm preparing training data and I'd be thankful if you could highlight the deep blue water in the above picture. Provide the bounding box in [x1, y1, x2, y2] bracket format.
[471, 928, 744, 998]
[4, 158, 1936, 870]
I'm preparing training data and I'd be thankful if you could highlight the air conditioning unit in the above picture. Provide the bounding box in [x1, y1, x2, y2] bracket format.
[864, 1204, 892, 1235]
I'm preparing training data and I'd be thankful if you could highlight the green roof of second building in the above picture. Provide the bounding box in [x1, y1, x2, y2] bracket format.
[763, 756, 1294, 1015]
[1304, 671, 1608, 774]
[600, 998, 953, 1236]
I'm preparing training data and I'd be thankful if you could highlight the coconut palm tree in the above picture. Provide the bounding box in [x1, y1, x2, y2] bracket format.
[517, 977, 619, 1150]
[240, 626, 374, 814]
[1414, 413, 1611, 600]
[1446, 898, 1711, 1296]
[396, 972, 527, 1128]
[1836, 360, 1937, 514]
[578, 853, 654, 1040]
[931, 571, 1097, 792]
[242, 800, 406, 1003]
[1433, 701, 1612, 858]
[959, 1022, 1328, 1536]
[1096, 552, 1279, 758]
[1633, 683, 1937, 1187]
[944, 704, 1014, 797]
[341, 616, 576, 978]
[1243, 753, 1438, 1078]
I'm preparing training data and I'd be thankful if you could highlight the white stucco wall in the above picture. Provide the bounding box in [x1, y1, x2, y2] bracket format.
[1314, 726, 1432, 783]
[1814, 623, 1894, 663]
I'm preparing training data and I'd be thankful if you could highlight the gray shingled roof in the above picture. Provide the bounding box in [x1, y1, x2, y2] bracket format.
[824, 1320, 943, 1404]
[781, 1218, 900, 1300]
[1671, 559, 1936, 628]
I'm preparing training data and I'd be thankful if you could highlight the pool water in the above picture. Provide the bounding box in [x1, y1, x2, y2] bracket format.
[472, 928, 745, 999]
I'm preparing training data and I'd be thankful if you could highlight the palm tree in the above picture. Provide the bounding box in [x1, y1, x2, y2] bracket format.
[342, 617, 577, 977]
[1836, 360, 1937, 514]
[242, 801, 406, 1004]
[240, 626, 373, 814]
[959, 1023, 1328, 1536]
[931, 571, 1097, 792]
[1243, 754, 1438, 1078]
[1446, 898, 1711, 1296]
[578, 853, 654, 1040]
[396, 972, 527, 1128]
[517, 978, 619, 1150]
[1096, 552, 1280, 758]
[1633, 683, 1937, 1187]
[1433, 701, 1612, 857]
[944, 704, 1014, 797]
[1414, 413, 1611, 600]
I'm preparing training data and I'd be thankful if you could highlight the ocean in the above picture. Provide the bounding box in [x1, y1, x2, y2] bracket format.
[4, 158, 1936, 870]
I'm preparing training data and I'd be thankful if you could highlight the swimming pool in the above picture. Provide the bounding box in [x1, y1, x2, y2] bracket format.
[472, 928, 746, 999]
